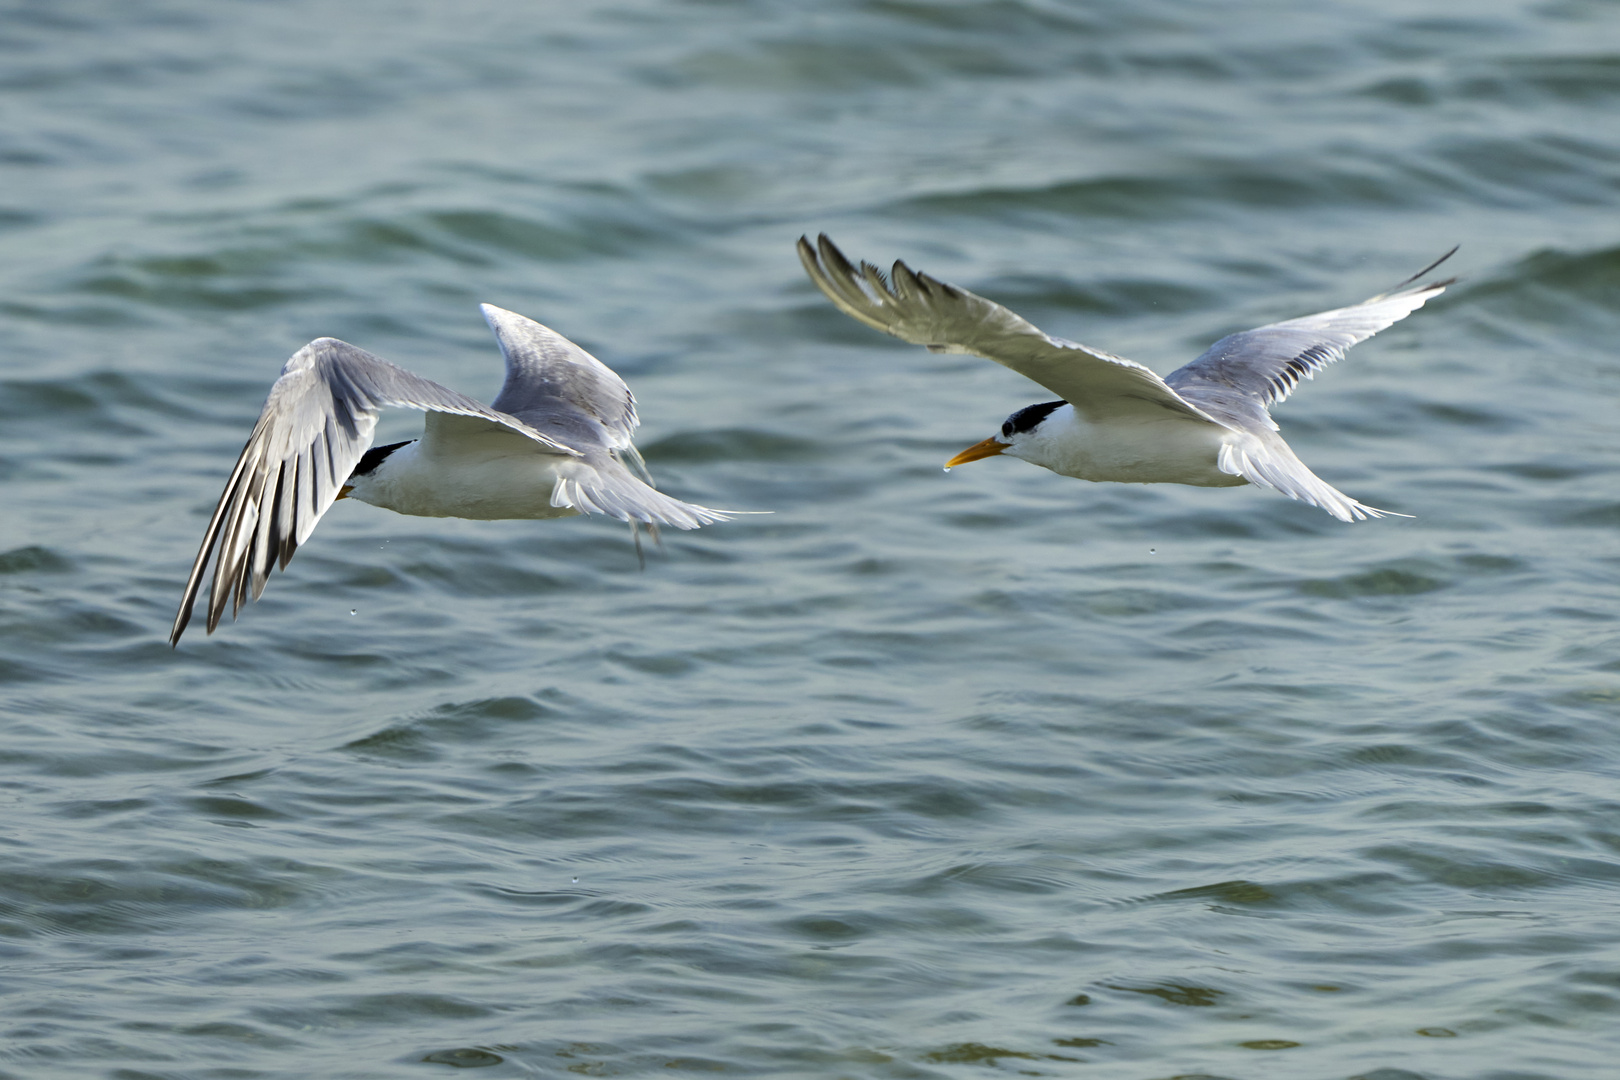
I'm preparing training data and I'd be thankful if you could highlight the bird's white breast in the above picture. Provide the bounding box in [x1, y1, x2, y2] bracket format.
[346, 437, 582, 520]
[1011, 403, 1246, 488]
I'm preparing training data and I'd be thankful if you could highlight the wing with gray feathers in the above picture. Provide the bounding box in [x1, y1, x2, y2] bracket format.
[550, 455, 733, 531]
[798, 234, 1223, 428]
[171, 337, 581, 645]
[1169, 251, 1453, 522]
[481, 303, 639, 450]
[478, 303, 735, 529]
[1216, 427, 1406, 523]
[1166, 249, 1455, 429]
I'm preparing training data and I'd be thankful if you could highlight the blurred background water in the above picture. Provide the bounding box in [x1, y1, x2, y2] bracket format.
[2, 1, 1619, 1077]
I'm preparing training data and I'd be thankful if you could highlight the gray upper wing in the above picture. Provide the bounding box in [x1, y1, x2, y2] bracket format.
[482, 304, 639, 451]
[171, 337, 580, 645]
[478, 304, 743, 530]
[798, 234, 1223, 428]
[1166, 253, 1454, 430]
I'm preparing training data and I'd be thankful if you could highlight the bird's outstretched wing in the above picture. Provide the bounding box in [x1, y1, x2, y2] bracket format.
[1165, 249, 1455, 430]
[798, 233, 1223, 428]
[548, 455, 734, 531]
[482, 304, 639, 450]
[171, 338, 580, 645]
[1167, 249, 1454, 522]
[1216, 426, 1407, 523]
[477, 302, 737, 532]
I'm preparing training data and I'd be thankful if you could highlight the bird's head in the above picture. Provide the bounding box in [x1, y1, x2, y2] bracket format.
[945, 399, 1067, 468]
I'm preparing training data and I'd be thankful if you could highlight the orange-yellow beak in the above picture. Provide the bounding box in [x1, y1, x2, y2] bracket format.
[337, 484, 353, 500]
[945, 436, 1008, 468]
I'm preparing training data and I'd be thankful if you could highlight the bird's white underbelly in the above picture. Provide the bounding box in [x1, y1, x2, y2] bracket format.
[1020, 408, 1246, 488]
[348, 441, 582, 520]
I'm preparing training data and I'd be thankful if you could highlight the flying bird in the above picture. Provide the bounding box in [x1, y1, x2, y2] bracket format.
[799, 234, 1452, 524]
[170, 304, 733, 645]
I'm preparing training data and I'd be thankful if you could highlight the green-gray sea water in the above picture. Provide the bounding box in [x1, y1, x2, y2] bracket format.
[3, 2, 1619, 1077]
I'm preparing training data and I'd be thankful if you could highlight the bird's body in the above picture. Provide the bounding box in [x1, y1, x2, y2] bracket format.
[996, 401, 1245, 488]
[799, 234, 1453, 522]
[346, 421, 588, 521]
[170, 304, 732, 645]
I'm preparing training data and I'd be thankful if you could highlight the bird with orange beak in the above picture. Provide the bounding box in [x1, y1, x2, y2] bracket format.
[798, 233, 1452, 523]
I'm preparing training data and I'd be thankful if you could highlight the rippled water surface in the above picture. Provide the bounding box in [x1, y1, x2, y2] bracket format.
[4, 1, 1620, 1077]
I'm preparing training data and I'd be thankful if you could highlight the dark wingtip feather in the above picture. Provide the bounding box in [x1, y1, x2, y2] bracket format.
[817, 233, 858, 281]
[1390, 245, 1460, 293]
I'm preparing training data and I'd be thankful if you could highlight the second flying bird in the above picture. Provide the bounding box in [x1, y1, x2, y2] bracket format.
[171, 304, 735, 645]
